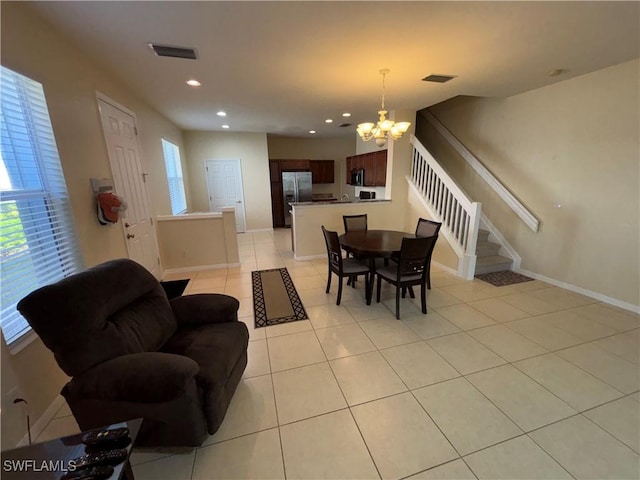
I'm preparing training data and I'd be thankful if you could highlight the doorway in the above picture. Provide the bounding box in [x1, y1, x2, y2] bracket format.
[97, 95, 161, 278]
[205, 159, 246, 233]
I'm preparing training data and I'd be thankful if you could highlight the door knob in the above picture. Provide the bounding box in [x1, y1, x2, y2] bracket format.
[124, 223, 130, 228]
[127, 233, 135, 239]
[236, 201, 242, 203]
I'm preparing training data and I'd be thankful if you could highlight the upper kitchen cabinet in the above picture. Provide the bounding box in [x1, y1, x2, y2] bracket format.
[346, 149, 387, 186]
[310, 160, 334, 184]
[279, 159, 309, 171]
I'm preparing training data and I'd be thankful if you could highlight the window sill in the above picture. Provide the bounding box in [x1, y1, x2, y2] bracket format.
[6, 329, 38, 355]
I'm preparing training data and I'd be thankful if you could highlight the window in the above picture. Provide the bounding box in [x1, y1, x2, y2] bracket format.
[0, 66, 82, 348]
[161, 139, 187, 215]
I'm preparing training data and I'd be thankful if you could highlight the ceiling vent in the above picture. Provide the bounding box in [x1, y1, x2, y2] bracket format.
[339, 123, 352, 128]
[149, 44, 197, 60]
[422, 74, 456, 83]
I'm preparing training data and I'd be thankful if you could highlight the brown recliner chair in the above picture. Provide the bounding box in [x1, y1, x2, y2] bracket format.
[17, 258, 249, 447]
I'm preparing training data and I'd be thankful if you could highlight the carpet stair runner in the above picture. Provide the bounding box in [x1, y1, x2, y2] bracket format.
[474, 229, 513, 275]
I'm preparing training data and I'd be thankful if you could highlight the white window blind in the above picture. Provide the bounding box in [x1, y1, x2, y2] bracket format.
[161, 139, 187, 215]
[0, 66, 82, 346]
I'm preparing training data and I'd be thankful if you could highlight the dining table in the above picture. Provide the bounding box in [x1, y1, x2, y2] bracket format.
[339, 229, 417, 304]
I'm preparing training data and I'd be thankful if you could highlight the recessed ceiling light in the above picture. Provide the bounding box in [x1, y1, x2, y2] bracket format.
[216, 111, 227, 117]
[325, 119, 333, 124]
[342, 113, 351, 117]
[186, 79, 201, 87]
[221, 125, 230, 129]
[309, 130, 316, 134]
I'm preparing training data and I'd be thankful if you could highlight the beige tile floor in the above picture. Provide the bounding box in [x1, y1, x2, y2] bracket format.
[37, 229, 640, 479]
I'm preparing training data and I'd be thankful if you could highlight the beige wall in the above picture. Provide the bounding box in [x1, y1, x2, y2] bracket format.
[183, 131, 271, 230]
[267, 135, 356, 198]
[1, 2, 187, 444]
[425, 59, 640, 306]
[156, 211, 239, 270]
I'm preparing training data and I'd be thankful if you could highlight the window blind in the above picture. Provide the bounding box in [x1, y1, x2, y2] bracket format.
[0, 66, 83, 346]
[161, 139, 187, 215]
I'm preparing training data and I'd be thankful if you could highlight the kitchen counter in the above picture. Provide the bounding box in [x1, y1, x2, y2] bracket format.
[291, 199, 391, 207]
[289, 199, 397, 259]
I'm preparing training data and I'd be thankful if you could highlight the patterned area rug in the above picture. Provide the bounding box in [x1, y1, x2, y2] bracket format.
[252, 267, 307, 328]
[475, 270, 534, 287]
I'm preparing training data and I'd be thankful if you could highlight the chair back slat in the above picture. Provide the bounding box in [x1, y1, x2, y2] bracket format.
[415, 218, 442, 238]
[343, 214, 368, 233]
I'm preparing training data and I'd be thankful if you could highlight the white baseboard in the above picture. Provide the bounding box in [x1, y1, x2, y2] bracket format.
[162, 263, 240, 276]
[293, 254, 326, 261]
[516, 267, 640, 314]
[431, 260, 458, 277]
[17, 395, 65, 447]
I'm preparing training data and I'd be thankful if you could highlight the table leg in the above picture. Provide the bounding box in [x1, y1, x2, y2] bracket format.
[366, 256, 376, 305]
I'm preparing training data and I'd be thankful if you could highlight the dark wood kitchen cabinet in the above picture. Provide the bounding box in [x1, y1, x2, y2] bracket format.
[271, 182, 284, 227]
[279, 159, 309, 171]
[269, 160, 280, 183]
[310, 160, 334, 184]
[346, 149, 387, 186]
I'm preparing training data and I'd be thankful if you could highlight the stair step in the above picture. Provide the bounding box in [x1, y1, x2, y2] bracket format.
[476, 241, 500, 257]
[475, 255, 513, 275]
[477, 229, 490, 242]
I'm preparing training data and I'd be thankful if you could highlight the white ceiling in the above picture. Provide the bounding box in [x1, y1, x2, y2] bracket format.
[26, 1, 639, 137]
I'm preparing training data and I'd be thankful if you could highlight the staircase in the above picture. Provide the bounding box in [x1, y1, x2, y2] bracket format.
[474, 229, 512, 275]
[409, 134, 518, 279]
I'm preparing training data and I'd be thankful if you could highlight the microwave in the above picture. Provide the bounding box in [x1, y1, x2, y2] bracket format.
[351, 169, 364, 186]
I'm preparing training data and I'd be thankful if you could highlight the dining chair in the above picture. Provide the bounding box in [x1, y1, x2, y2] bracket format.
[375, 236, 437, 319]
[343, 214, 368, 233]
[342, 214, 368, 284]
[415, 218, 441, 289]
[415, 218, 442, 238]
[321, 226, 371, 305]
[391, 218, 441, 289]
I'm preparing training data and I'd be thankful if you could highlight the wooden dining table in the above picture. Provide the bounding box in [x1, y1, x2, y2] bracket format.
[339, 229, 417, 304]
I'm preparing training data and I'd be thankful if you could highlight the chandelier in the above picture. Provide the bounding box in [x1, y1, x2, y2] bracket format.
[357, 69, 411, 147]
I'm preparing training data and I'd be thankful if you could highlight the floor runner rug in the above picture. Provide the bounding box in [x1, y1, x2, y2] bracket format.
[252, 267, 307, 328]
[475, 270, 534, 287]
[160, 279, 190, 299]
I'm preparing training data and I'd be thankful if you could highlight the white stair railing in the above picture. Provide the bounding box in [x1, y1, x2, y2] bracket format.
[409, 134, 481, 279]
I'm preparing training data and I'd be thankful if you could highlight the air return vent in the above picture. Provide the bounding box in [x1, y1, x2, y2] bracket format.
[422, 74, 456, 83]
[149, 44, 197, 60]
[339, 123, 352, 128]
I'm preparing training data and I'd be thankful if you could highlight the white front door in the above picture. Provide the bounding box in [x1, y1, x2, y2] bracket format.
[205, 159, 246, 232]
[98, 96, 161, 278]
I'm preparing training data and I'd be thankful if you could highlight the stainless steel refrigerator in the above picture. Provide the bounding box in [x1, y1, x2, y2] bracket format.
[282, 171, 312, 226]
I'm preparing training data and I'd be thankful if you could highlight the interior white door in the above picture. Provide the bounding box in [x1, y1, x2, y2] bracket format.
[98, 97, 161, 278]
[205, 159, 246, 232]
